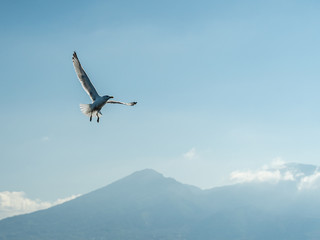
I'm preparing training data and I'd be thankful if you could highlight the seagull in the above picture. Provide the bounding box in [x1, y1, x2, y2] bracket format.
[72, 52, 137, 123]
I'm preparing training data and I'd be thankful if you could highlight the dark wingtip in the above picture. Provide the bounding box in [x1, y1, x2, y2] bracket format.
[73, 51, 77, 59]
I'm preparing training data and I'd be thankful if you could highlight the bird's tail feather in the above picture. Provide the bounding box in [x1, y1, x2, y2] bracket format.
[79, 104, 92, 116]
[79, 104, 102, 117]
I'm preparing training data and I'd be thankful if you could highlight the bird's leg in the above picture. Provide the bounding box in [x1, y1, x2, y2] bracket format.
[96, 113, 99, 123]
[90, 115, 92, 121]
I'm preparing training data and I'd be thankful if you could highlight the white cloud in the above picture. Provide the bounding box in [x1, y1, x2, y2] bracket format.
[230, 169, 282, 183]
[53, 195, 80, 205]
[0, 191, 80, 220]
[183, 148, 197, 160]
[283, 171, 295, 181]
[229, 158, 320, 192]
[298, 172, 320, 190]
[270, 157, 286, 169]
[229, 157, 296, 184]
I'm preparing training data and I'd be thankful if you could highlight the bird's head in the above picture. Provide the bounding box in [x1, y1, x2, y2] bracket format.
[103, 95, 114, 100]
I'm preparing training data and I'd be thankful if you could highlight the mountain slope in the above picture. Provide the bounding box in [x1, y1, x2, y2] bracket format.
[1, 166, 320, 240]
[0, 169, 205, 240]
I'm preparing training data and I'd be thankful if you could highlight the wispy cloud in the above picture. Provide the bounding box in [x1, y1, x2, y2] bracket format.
[183, 148, 197, 160]
[41, 136, 50, 142]
[298, 171, 320, 190]
[230, 158, 320, 191]
[269, 157, 286, 169]
[0, 191, 80, 220]
[230, 158, 288, 184]
[230, 169, 283, 183]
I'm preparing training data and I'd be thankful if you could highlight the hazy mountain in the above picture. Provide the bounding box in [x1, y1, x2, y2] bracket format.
[1, 165, 320, 240]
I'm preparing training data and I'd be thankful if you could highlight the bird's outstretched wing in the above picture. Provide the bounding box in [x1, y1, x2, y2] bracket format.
[107, 100, 137, 106]
[72, 52, 99, 101]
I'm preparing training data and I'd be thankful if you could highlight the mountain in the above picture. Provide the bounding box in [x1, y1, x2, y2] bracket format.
[1, 166, 320, 240]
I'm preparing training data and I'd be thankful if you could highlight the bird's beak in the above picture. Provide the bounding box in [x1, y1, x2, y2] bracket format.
[110, 96, 114, 98]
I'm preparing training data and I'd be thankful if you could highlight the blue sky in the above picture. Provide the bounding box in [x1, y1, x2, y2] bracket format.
[1, 0, 320, 207]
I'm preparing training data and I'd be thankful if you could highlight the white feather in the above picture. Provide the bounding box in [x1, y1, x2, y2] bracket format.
[72, 52, 100, 102]
[79, 104, 92, 116]
[79, 104, 102, 117]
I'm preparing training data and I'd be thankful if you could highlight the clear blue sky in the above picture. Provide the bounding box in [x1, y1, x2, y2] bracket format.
[1, 0, 320, 201]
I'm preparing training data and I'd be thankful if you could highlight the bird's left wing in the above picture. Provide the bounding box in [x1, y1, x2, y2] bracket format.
[72, 52, 99, 101]
[107, 100, 137, 106]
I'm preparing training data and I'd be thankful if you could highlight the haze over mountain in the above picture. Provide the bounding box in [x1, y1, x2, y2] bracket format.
[1, 163, 320, 240]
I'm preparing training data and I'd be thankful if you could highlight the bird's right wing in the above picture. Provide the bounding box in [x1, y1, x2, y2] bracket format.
[72, 52, 99, 101]
[107, 100, 137, 106]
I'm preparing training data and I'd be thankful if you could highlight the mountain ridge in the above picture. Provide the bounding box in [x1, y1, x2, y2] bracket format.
[1, 164, 320, 240]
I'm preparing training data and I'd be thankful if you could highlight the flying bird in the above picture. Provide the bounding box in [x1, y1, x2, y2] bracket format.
[72, 52, 137, 122]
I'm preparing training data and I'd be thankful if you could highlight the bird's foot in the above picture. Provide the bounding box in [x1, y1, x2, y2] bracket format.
[90, 116, 92, 121]
[97, 117, 99, 123]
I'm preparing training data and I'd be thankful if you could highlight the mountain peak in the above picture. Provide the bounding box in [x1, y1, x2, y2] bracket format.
[282, 162, 318, 175]
[110, 168, 177, 191]
[108, 169, 166, 188]
[129, 168, 164, 178]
